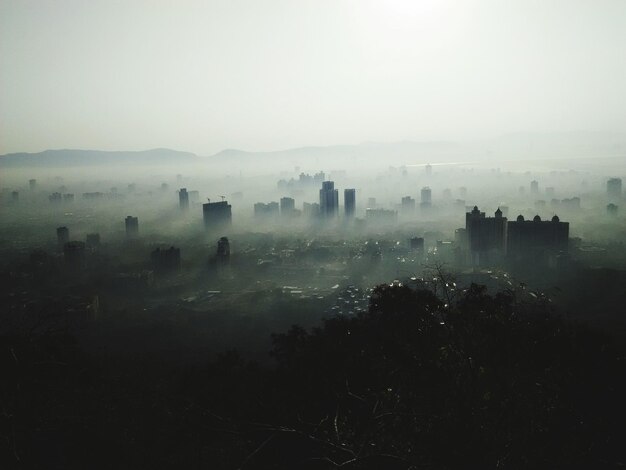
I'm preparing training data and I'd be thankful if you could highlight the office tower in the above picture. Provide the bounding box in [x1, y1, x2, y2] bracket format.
[280, 197, 296, 216]
[344, 189, 356, 218]
[179, 188, 189, 211]
[303, 202, 320, 218]
[57, 226, 69, 247]
[319, 181, 339, 218]
[314, 172, 325, 184]
[530, 180, 539, 194]
[607, 178, 622, 202]
[203, 200, 232, 229]
[29, 179, 37, 191]
[125, 216, 139, 238]
[420, 187, 432, 208]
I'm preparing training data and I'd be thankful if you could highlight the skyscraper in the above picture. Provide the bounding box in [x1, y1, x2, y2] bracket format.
[344, 189, 356, 218]
[319, 181, 339, 218]
[607, 178, 622, 202]
[530, 180, 539, 195]
[420, 187, 432, 209]
[179, 188, 189, 211]
[203, 200, 232, 230]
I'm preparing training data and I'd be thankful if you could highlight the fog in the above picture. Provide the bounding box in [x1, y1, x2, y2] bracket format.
[2, 1, 626, 468]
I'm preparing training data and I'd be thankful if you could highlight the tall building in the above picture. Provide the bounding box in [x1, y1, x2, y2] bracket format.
[303, 202, 320, 218]
[465, 206, 507, 266]
[607, 203, 618, 216]
[344, 189, 356, 218]
[506, 214, 569, 260]
[254, 202, 279, 218]
[125, 216, 139, 238]
[217, 237, 230, 263]
[607, 178, 622, 202]
[280, 197, 296, 216]
[151, 246, 181, 271]
[420, 187, 432, 208]
[57, 226, 69, 247]
[86, 233, 101, 248]
[11, 191, 19, 202]
[29, 179, 37, 191]
[530, 180, 539, 194]
[409, 237, 424, 251]
[401, 196, 416, 214]
[179, 188, 189, 211]
[203, 200, 232, 229]
[319, 181, 339, 218]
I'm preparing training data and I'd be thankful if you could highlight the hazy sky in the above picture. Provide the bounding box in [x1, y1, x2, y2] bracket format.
[1, 0, 625, 155]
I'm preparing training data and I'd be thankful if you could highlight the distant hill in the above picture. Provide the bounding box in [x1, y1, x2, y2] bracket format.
[0, 148, 198, 167]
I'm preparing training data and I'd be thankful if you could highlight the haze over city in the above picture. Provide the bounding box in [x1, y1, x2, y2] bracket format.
[1, 1, 625, 469]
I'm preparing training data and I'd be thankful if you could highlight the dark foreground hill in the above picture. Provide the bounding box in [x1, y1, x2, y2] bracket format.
[2, 281, 625, 469]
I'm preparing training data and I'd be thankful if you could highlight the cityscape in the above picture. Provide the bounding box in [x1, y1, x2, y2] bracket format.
[1, 0, 626, 469]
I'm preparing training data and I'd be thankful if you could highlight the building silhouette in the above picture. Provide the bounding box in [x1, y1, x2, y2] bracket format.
[319, 181, 339, 218]
[280, 197, 296, 217]
[506, 214, 569, 261]
[254, 202, 279, 218]
[179, 188, 189, 211]
[217, 237, 230, 264]
[344, 189, 356, 218]
[125, 216, 139, 238]
[409, 237, 424, 252]
[607, 203, 618, 216]
[465, 206, 507, 266]
[86, 233, 101, 248]
[11, 191, 19, 202]
[530, 180, 539, 195]
[401, 196, 416, 214]
[151, 246, 181, 271]
[607, 178, 622, 202]
[29, 179, 37, 191]
[57, 226, 70, 248]
[203, 200, 232, 230]
[420, 187, 432, 209]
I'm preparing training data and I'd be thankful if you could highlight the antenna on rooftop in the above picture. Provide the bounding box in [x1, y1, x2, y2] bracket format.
[207, 198, 210, 203]
[220, 195, 225, 201]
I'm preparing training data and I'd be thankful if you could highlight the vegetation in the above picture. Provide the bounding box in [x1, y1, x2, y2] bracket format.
[2, 279, 624, 469]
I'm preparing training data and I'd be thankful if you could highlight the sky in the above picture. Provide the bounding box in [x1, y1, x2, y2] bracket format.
[1, 0, 625, 155]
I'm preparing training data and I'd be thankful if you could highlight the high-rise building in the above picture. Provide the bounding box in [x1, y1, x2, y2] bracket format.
[280, 197, 296, 216]
[179, 188, 189, 211]
[57, 226, 69, 247]
[254, 202, 279, 218]
[607, 178, 622, 202]
[465, 206, 507, 266]
[63, 241, 86, 269]
[217, 237, 230, 263]
[319, 181, 339, 218]
[401, 196, 416, 213]
[506, 214, 569, 261]
[125, 216, 139, 238]
[49, 192, 62, 203]
[203, 200, 232, 229]
[409, 237, 424, 251]
[11, 191, 19, 202]
[29, 179, 37, 191]
[420, 187, 432, 208]
[344, 189, 356, 218]
[530, 180, 539, 194]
